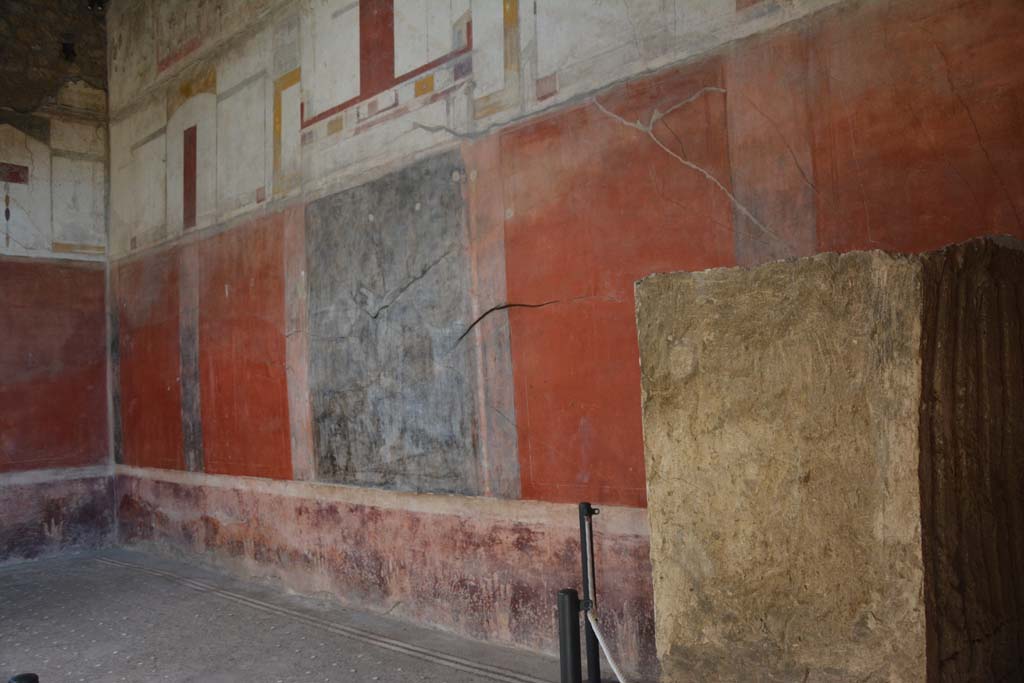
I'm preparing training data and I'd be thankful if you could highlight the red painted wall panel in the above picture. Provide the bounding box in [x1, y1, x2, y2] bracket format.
[807, 0, 1024, 253]
[198, 213, 291, 479]
[497, 0, 1024, 507]
[725, 24, 818, 265]
[0, 258, 107, 472]
[500, 60, 736, 507]
[116, 250, 185, 471]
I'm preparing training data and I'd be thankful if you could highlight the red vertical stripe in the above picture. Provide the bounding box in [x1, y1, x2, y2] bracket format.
[359, 0, 395, 100]
[183, 126, 198, 230]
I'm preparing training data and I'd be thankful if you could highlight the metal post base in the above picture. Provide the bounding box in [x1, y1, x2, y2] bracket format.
[557, 588, 582, 683]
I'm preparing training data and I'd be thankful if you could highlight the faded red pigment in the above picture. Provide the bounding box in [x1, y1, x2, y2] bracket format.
[498, 59, 736, 507]
[807, 0, 1024, 254]
[0, 258, 107, 472]
[116, 474, 658, 676]
[497, 0, 1024, 508]
[0, 162, 29, 185]
[198, 214, 291, 479]
[116, 250, 186, 471]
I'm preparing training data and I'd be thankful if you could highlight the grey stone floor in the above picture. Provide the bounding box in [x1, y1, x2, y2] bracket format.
[0, 549, 559, 683]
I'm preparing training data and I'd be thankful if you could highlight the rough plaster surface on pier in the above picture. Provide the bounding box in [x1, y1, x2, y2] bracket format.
[637, 252, 927, 681]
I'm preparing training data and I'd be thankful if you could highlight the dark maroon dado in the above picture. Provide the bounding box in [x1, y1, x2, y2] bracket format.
[114, 471, 658, 677]
[0, 476, 114, 562]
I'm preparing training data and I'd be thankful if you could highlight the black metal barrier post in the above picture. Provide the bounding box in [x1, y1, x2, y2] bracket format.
[557, 589, 582, 683]
[579, 502, 601, 683]
[558, 502, 603, 683]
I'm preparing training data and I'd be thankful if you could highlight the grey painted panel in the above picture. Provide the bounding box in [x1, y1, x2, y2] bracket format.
[306, 151, 481, 495]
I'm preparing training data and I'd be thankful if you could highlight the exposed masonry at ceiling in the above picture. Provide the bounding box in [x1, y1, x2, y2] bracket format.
[0, 0, 108, 262]
[0, 0, 107, 114]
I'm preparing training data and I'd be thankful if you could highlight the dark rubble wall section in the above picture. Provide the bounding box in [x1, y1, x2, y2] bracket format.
[0, 0, 107, 113]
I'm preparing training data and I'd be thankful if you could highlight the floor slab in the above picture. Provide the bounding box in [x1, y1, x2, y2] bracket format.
[0, 549, 560, 682]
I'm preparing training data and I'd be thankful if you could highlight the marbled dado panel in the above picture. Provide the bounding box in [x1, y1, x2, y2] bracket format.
[306, 151, 498, 495]
[0, 477, 114, 563]
[114, 473, 657, 677]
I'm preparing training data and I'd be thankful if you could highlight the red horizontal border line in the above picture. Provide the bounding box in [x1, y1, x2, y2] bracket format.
[301, 20, 472, 130]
